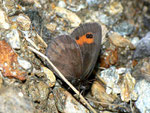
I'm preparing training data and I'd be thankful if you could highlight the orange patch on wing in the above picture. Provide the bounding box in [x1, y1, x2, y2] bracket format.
[76, 32, 94, 45]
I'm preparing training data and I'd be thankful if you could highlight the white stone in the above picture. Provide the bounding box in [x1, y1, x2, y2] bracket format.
[0, 9, 10, 29]
[17, 57, 32, 70]
[131, 37, 140, 47]
[6, 29, 21, 49]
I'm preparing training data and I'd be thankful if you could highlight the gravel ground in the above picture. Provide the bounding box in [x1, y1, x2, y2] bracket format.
[0, 0, 150, 113]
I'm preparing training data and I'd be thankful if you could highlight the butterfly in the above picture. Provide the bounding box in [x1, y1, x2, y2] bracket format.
[46, 22, 102, 85]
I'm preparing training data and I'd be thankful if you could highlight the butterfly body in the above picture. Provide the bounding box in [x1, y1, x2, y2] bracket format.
[46, 23, 102, 85]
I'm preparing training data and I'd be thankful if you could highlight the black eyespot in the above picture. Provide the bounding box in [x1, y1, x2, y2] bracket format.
[75, 36, 79, 40]
[86, 33, 93, 38]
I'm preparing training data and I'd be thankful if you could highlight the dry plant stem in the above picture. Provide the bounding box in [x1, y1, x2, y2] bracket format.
[36, 34, 48, 48]
[28, 46, 97, 113]
[24, 36, 40, 50]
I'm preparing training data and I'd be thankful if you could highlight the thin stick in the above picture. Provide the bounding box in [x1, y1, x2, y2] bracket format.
[36, 34, 48, 48]
[28, 46, 97, 113]
[24, 36, 40, 50]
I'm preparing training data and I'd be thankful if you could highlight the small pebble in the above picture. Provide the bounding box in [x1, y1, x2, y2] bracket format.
[28, 81, 50, 102]
[0, 8, 10, 29]
[113, 21, 134, 36]
[105, 1, 123, 15]
[58, 0, 66, 8]
[109, 32, 135, 49]
[116, 67, 128, 74]
[41, 66, 56, 87]
[98, 13, 118, 26]
[91, 81, 116, 107]
[6, 29, 21, 49]
[99, 66, 121, 94]
[133, 32, 150, 59]
[131, 37, 140, 47]
[55, 7, 81, 27]
[18, 57, 32, 70]
[46, 23, 57, 32]
[16, 14, 31, 31]
[121, 72, 136, 102]
[86, 0, 102, 6]
[53, 88, 89, 113]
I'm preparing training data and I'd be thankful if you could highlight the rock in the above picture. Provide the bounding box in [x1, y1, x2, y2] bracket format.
[28, 81, 50, 102]
[22, 79, 50, 111]
[91, 81, 116, 107]
[0, 87, 34, 113]
[131, 37, 140, 47]
[0, 40, 26, 81]
[58, 0, 66, 8]
[24, 10, 42, 34]
[100, 48, 118, 68]
[46, 23, 57, 32]
[116, 67, 128, 75]
[113, 21, 134, 36]
[105, 1, 123, 15]
[53, 88, 89, 113]
[16, 14, 31, 31]
[99, 66, 135, 103]
[109, 32, 135, 49]
[132, 58, 150, 82]
[143, 15, 150, 30]
[33, 0, 41, 8]
[54, 7, 81, 27]
[133, 32, 150, 59]
[98, 66, 121, 94]
[5, 28, 21, 49]
[98, 13, 118, 26]
[141, 60, 150, 76]
[47, 93, 59, 113]
[1, 0, 16, 15]
[19, 0, 35, 5]
[0, 8, 10, 29]
[86, 0, 103, 6]
[101, 24, 108, 44]
[121, 72, 136, 102]
[17, 57, 32, 71]
[41, 66, 56, 87]
[134, 80, 150, 113]
[67, 4, 86, 12]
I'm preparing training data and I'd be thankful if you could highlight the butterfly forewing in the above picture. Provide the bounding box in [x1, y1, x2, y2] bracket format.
[71, 23, 102, 80]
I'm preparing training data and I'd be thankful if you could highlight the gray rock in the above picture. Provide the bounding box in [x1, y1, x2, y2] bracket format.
[113, 21, 134, 36]
[131, 37, 140, 47]
[99, 13, 118, 26]
[134, 80, 150, 113]
[86, 0, 104, 6]
[18, 57, 32, 70]
[99, 66, 120, 94]
[53, 87, 89, 113]
[0, 87, 34, 113]
[58, 0, 66, 8]
[133, 32, 150, 59]
[6, 29, 21, 49]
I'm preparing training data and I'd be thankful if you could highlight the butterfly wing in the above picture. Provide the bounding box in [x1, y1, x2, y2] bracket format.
[71, 23, 102, 80]
[46, 35, 83, 84]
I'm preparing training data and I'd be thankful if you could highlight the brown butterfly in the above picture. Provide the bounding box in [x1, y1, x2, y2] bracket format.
[46, 22, 102, 85]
